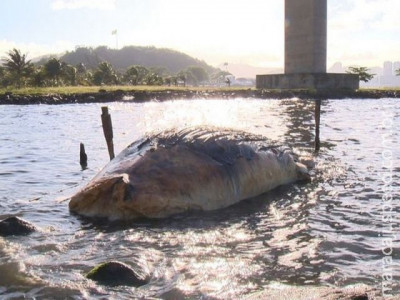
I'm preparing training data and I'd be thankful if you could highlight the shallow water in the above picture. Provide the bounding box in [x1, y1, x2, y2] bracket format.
[0, 98, 399, 299]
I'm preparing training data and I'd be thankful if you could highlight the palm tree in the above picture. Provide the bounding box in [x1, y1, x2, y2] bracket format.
[346, 66, 375, 83]
[76, 63, 86, 75]
[61, 63, 77, 86]
[123, 66, 139, 85]
[2, 48, 33, 88]
[30, 66, 47, 87]
[92, 62, 118, 85]
[75, 63, 90, 85]
[0, 66, 7, 87]
[44, 58, 63, 86]
[129, 65, 149, 85]
[144, 73, 163, 86]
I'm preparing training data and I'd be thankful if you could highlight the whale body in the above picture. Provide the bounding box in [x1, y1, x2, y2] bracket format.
[69, 127, 310, 220]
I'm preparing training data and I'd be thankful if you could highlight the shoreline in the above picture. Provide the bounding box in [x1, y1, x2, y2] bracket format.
[0, 87, 399, 105]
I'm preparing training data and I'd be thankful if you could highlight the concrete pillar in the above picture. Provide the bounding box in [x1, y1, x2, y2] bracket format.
[256, 0, 359, 90]
[285, 0, 327, 74]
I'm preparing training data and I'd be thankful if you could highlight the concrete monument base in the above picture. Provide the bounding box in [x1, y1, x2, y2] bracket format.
[256, 73, 359, 90]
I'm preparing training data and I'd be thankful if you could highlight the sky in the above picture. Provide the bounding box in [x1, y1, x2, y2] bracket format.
[0, 0, 399, 70]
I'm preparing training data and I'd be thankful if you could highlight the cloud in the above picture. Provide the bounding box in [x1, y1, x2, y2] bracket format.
[0, 39, 75, 61]
[330, 0, 400, 35]
[51, 0, 116, 10]
[328, 0, 400, 67]
[126, 0, 284, 67]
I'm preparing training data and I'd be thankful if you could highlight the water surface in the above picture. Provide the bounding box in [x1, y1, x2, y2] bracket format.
[0, 98, 399, 299]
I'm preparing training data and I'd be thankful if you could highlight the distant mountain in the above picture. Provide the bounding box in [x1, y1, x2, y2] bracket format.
[31, 53, 62, 64]
[36, 46, 217, 74]
[221, 63, 283, 79]
[328, 62, 346, 73]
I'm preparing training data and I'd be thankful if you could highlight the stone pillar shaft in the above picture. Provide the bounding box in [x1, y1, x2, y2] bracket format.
[284, 0, 327, 74]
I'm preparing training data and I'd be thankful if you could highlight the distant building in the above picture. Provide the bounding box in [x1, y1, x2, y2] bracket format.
[327, 61, 400, 88]
[361, 61, 400, 88]
[393, 61, 400, 73]
[383, 61, 393, 76]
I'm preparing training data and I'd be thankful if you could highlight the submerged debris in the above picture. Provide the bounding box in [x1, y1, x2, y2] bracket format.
[0, 216, 37, 236]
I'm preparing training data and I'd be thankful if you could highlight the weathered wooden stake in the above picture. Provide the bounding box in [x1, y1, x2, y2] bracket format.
[314, 99, 321, 152]
[101, 106, 115, 160]
[80, 142, 88, 169]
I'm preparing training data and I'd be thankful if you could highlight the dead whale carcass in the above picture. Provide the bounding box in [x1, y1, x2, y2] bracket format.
[69, 127, 310, 220]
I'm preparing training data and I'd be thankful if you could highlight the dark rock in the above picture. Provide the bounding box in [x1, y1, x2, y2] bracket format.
[86, 261, 149, 287]
[350, 295, 369, 300]
[0, 216, 37, 236]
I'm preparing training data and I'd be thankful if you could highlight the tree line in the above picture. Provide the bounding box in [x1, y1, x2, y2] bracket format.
[0, 48, 231, 89]
[347, 66, 400, 82]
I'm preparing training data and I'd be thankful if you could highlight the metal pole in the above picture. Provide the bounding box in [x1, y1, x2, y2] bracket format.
[315, 99, 321, 152]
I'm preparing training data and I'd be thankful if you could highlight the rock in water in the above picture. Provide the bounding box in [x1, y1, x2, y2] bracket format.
[0, 216, 36, 236]
[86, 261, 149, 287]
[69, 127, 310, 220]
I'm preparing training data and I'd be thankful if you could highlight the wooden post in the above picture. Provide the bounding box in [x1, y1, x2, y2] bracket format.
[101, 106, 115, 160]
[80, 142, 88, 168]
[314, 99, 321, 152]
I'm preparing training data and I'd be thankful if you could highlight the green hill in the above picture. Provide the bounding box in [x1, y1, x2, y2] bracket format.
[38, 46, 217, 74]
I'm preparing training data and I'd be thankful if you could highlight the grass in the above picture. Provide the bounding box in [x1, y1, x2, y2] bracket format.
[359, 87, 400, 91]
[0, 85, 256, 96]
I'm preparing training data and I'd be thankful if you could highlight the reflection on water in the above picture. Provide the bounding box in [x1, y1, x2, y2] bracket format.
[0, 99, 399, 299]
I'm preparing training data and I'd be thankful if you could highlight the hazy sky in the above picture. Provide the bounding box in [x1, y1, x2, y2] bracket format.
[0, 0, 399, 69]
